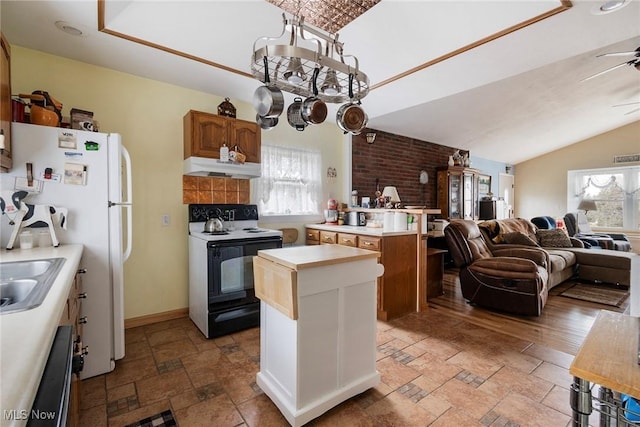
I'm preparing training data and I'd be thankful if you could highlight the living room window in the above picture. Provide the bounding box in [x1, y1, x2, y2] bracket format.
[568, 166, 640, 230]
[254, 144, 323, 219]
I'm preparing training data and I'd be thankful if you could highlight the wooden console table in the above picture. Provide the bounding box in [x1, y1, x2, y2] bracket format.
[569, 310, 640, 426]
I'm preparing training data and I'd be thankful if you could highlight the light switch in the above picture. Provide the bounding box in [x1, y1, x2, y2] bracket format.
[162, 214, 170, 227]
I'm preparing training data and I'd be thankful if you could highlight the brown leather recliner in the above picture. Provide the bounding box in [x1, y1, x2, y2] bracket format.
[444, 220, 551, 316]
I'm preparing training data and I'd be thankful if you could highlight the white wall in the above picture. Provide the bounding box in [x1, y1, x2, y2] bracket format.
[515, 120, 640, 253]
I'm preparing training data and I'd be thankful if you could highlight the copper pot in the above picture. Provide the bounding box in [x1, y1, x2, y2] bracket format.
[335, 74, 367, 135]
[301, 68, 327, 125]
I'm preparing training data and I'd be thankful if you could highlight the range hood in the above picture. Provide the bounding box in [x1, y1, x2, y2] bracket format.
[184, 157, 261, 179]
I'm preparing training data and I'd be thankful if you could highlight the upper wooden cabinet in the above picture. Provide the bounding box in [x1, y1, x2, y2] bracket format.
[183, 110, 261, 163]
[1, 33, 12, 172]
[437, 166, 479, 220]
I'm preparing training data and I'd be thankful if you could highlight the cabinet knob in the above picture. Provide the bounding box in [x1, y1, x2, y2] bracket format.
[79, 316, 88, 324]
[364, 241, 373, 246]
[78, 292, 87, 299]
[77, 268, 87, 274]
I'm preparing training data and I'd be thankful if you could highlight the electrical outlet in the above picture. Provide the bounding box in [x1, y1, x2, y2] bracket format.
[162, 214, 170, 227]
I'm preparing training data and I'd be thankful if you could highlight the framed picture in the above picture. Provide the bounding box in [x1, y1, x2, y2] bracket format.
[478, 174, 491, 197]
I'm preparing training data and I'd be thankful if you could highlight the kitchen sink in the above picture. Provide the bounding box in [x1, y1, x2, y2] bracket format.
[0, 258, 66, 314]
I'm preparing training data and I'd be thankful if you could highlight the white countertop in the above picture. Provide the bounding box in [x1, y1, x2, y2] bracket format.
[305, 223, 417, 237]
[0, 245, 83, 427]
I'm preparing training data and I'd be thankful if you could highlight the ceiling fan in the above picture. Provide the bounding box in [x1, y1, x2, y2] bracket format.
[580, 46, 640, 82]
[613, 101, 640, 115]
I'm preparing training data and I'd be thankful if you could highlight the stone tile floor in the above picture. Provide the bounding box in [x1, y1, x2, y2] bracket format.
[79, 310, 589, 426]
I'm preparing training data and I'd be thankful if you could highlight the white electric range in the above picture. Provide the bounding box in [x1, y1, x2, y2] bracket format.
[187, 204, 283, 338]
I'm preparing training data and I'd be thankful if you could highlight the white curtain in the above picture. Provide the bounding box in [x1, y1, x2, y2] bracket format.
[255, 144, 322, 215]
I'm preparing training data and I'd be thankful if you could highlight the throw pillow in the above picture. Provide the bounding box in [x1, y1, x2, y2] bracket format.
[501, 231, 539, 247]
[536, 229, 572, 248]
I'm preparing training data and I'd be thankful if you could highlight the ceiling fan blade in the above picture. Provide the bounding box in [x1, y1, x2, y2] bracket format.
[580, 61, 632, 82]
[624, 108, 640, 115]
[596, 50, 640, 58]
[613, 101, 640, 107]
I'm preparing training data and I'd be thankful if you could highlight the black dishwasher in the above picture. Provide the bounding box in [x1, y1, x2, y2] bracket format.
[27, 326, 73, 427]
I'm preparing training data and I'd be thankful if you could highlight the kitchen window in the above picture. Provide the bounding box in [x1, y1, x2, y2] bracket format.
[254, 144, 322, 218]
[568, 166, 640, 230]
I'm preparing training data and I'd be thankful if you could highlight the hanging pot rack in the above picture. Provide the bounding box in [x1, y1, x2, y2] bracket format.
[250, 14, 370, 104]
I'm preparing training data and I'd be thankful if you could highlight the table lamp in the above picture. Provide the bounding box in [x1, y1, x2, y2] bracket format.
[382, 186, 401, 208]
[577, 199, 597, 214]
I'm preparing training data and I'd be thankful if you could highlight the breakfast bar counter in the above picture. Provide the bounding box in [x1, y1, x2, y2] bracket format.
[253, 245, 384, 426]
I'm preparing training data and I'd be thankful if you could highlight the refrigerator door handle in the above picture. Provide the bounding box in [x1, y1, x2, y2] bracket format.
[121, 145, 133, 262]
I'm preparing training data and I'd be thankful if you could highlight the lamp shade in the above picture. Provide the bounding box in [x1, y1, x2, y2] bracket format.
[577, 199, 597, 212]
[382, 186, 401, 203]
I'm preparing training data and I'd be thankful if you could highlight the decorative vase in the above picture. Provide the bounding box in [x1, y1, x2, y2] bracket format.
[448, 156, 454, 167]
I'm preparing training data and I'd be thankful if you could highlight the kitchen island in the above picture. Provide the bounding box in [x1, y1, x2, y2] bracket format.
[0, 244, 83, 427]
[253, 244, 383, 427]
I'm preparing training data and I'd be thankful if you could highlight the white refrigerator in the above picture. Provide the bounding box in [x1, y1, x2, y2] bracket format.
[1, 122, 132, 379]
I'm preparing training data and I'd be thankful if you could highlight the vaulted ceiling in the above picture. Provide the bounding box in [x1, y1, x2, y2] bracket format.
[2, 0, 639, 164]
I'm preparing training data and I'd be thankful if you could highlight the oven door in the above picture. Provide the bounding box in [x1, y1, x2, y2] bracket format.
[207, 236, 282, 304]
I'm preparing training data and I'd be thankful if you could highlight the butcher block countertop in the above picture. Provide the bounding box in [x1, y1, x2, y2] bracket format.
[0, 245, 83, 427]
[257, 244, 380, 271]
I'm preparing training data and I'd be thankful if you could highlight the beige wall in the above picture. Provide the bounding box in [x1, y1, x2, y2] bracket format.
[11, 46, 344, 319]
[515, 120, 640, 253]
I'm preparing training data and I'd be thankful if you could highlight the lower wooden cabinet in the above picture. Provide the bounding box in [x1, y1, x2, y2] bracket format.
[306, 228, 417, 320]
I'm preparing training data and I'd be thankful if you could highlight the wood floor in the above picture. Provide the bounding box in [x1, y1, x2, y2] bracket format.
[427, 269, 629, 356]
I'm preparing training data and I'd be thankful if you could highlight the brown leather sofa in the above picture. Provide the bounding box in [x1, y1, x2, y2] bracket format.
[478, 218, 633, 288]
[478, 218, 579, 289]
[445, 218, 635, 316]
[444, 220, 551, 316]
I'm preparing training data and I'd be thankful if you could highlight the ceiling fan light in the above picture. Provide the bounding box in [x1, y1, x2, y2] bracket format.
[600, 0, 625, 11]
[283, 57, 306, 84]
[321, 69, 341, 96]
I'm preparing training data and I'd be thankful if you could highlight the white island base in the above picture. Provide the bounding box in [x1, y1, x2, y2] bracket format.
[254, 245, 384, 426]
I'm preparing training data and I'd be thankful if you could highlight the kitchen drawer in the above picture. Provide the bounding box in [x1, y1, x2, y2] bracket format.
[337, 233, 358, 247]
[319, 231, 337, 245]
[358, 235, 381, 251]
[305, 228, 320, 245]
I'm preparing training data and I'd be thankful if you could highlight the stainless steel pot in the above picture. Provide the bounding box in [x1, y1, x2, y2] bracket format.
[301, 68, 327, 125]
[256, 113, 278, 131]
[252, 57, 284, 118]
[287, 97, 307, 131]
[336, 74, 368, 135]
[204, 217, 224, 233]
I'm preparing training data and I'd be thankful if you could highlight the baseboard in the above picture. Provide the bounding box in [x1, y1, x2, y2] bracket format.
[124, 308, 188, 329]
